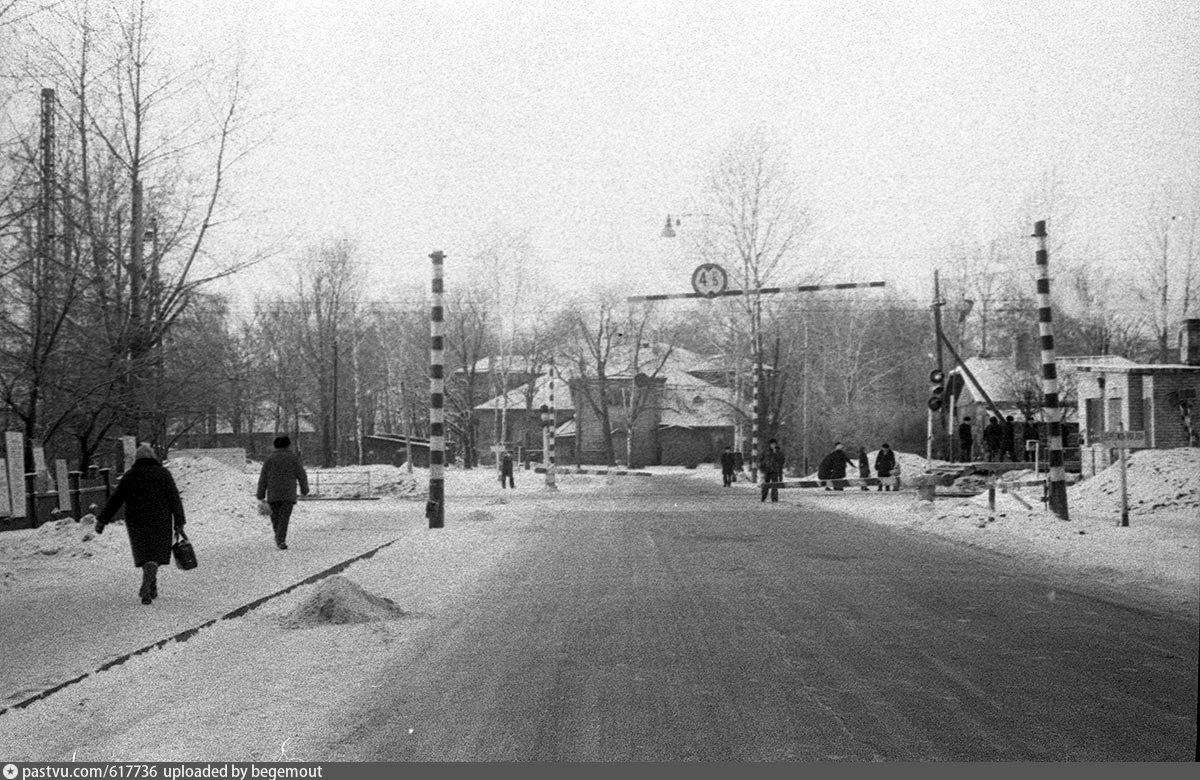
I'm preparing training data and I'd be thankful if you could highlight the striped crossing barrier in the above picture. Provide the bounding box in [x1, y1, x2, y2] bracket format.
[761, 477, 897, 490]
[627, 280, 886, 303]
[533, 467, 653, 477]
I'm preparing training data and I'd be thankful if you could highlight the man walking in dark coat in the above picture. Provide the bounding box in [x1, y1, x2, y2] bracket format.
[499, 450, 515, 489]
[720, 446, 736, 487]
[95, 443, 186, 605]
[759, 439, 786, 503]
[257, 436, 309, 550]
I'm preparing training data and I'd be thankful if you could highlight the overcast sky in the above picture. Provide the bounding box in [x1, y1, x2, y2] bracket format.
[157, 0, 1200, 309]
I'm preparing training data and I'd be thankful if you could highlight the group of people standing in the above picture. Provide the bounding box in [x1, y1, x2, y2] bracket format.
[95, 435, 310, 605]
[958, 415, 1028, 462]
[719, 440, 902, 501]
[818, 442, 899, 492]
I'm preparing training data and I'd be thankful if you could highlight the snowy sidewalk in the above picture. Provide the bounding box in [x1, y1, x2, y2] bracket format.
[0, 500, 425, 712]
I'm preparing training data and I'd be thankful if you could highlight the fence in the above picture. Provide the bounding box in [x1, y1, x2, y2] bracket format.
[302, 470, 375, 499]
[1, 467, 115, 532]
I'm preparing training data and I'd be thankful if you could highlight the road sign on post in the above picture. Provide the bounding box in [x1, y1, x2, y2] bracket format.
[1100, 430, 1146, 449]
[1101, 429, 1145, 528]
[691, 264, 728, 297]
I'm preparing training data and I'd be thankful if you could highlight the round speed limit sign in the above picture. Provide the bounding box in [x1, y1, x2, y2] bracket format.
[691, 263, 728, 298]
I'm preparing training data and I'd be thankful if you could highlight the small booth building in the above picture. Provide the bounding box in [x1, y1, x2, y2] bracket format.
[1073, 319, 1200, 477]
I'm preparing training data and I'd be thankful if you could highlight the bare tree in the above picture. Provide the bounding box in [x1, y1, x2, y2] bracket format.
[443, 286, 495, 469]
[467, 226, 544, 452]
[287, 238, 363, 466]
[1138, 186, 1200, 361]
[563, 293, 624, 466]
[694, 126, 813, 475]
[12, 0, 267, 444]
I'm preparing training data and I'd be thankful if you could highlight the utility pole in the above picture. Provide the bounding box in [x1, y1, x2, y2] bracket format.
[1033, 220, 1069, 520]
[545, 360, 558, 490]
[427, 250, 446, 529]
[400, 379, 413, 474]
[932, 271, 947, 460]
[129, 179, 145, 441]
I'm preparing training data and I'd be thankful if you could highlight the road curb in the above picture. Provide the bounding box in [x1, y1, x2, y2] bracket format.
[0, 535, 404, 718]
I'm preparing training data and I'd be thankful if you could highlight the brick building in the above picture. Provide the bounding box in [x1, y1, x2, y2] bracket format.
[1073, 320, 1200, 476]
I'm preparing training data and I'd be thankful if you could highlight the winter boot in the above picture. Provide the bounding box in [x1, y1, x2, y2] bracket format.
[139, 562, 158, 604]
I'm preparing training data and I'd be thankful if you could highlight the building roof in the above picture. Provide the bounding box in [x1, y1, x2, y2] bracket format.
[950, 357, 1037, 407]
[659, 378, 742, 429]
[465, 343, 751, 382]
[951, 354, 1140, 407]
[474, 373, 576, 411]
[1070, 360, 1200, 373]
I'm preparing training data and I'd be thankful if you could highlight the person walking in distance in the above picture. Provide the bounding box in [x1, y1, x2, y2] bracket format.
[256, 435, 309, 550]
[874, 443, 897, 491]
[500, 450, 515, 489]
[720, 445, 737, 487]
[857, 446, 871, 490]
[958, 416, 974, 462]
[759, 439, 786, 503]
[95, 443, 186, 605]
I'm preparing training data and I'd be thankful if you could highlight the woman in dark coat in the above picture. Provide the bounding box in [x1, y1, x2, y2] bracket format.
[874, 443, 897, 491]
[818, 442, 856, 490]
[96, 444, 186, 605]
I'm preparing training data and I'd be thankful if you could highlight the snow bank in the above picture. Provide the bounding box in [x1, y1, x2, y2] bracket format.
[167, 456, 261, 531]
[0, 514, 118, 562]
[1069, 447, 1200, 518]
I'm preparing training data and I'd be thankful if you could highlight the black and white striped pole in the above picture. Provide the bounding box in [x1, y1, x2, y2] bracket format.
[427, 250, 446, 528]
[1033, 221, 1069, 520]
[546, 360, 558, 490]
[751, 292, 763, 483]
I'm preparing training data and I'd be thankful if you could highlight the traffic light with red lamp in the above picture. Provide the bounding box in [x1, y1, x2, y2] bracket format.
[928, 369, 946, 411]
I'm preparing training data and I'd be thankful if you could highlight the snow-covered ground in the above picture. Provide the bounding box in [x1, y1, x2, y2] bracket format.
[0, 449, 1196, 760]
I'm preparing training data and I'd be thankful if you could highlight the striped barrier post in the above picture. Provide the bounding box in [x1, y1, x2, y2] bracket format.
[1033, 221, 1068, 520]
[546, 360, 558, 490]
[427, 250, 446, 528]
[751, 292, 762, 483]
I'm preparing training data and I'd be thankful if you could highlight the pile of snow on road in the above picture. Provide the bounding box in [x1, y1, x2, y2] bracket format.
[281, 574, 408, 629]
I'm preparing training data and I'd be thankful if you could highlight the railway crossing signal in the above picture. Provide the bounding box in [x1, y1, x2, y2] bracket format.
[928, 369, 946, 411]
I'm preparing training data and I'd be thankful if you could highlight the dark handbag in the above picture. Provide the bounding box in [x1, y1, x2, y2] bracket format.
[172, 528, 198, 570]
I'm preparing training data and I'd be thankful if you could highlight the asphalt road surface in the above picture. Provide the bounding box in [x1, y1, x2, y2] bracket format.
[315, 476, 1197, 761]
